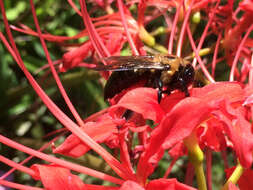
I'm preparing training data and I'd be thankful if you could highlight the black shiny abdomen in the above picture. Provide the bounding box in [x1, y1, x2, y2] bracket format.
[104, 64, 195, 100]
[104, 70, 149, 100]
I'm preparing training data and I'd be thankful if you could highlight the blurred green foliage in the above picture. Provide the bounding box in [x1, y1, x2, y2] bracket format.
[0, 0, 107, 184]
[0, 1, 230, 188]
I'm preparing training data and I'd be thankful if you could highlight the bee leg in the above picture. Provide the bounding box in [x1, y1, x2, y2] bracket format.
[158, 90, 162, 103]
[162, 89, 171, 96]
[154, 78, 163, 103]
[178, 78, 190, 97]
[184, 89, 190, 97]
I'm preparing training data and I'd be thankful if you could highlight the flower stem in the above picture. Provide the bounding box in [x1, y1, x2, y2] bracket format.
[184, 133, 207, 190]
[222, 162, 244, 190]
[139, 26, 155, 47]
[150, 26, 167, 36]
[153, 44, 168, 54]
[193, 158, 207, 190]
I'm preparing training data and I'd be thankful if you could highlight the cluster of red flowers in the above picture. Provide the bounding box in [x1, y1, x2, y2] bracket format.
[0, 0, 253, 189]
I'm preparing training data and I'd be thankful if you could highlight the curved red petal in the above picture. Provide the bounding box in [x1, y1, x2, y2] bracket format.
[146, 178, 196, 190]
[111, 87, 165, 123]
[239, 0, 253, 12]
[53, 114, 118, 157]
[168, 141, 186, 159]
[31, 164, 86, 190]
[197, 119, 225, 151]
[192, 82, 245, 103]
[137, 97, 217, 183]
[214, 100, 253, 168]
[61, 41, 93, 72]
[226, 167, 253, 190]
[160, 92, 185, 113]
[119, 181, 144, 190]
[161, 98, 217, 149]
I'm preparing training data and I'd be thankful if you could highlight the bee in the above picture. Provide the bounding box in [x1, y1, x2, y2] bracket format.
[92, 55, 195, 103]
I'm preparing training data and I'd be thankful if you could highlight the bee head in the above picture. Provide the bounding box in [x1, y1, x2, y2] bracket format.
[182, 64, 195, 84]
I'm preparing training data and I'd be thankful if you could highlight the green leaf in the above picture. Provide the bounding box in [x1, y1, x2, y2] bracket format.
[6, 1, 26, 21]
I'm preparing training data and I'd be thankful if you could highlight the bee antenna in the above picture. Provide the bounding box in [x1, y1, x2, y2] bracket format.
[183, 55, 193, 61]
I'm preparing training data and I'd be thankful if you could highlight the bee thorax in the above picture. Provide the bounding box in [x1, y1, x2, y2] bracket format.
[160, 71, 173, 84]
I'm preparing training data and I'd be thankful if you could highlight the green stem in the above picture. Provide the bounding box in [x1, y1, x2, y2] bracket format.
[139, 26, 155, 47]
[153, 44, 168, 54]
[193, 158, 207, 190]
[150, 26, 168, 36]
[184, 133, 207, 190]
[184, 48, 213, 61]
[222, 162, 244, 190]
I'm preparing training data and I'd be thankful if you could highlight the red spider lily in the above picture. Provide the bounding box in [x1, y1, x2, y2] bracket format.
[60, 8, 139, 71]
[60, 9, 139, 71]
[32, 165, 196, 190]
[53, 113, 119, 157]
[49, 82, 253, 188]
[226, 167, 253, 190]
[31, 165, 87, 189]
[10, 9, 139, 72]
[1, 0, 253, 189]
[119, 179, 196, 190]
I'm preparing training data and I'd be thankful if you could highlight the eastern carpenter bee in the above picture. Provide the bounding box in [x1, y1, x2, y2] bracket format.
[92, 55, 195, 103]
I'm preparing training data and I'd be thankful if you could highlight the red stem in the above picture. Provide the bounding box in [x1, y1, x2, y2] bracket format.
[117, 0, 139, 55]
[206, 149, 213, 190]
[0, 2, 134, 181]
[184, 162, 194, 186]
[229, 24, 253, 81]
[80, 0, 110, 58]
[176, 0, 195, 57]
[0, 179, 43, 190]
[163, 158, 177, 178]
[0, 135, 124, 184]
[186, 26, 215, 83]
[211, 34, 222, 78]
[168, 0, 184, 54]
[0, 155, 36, 177]
[29, 0, 85, 128]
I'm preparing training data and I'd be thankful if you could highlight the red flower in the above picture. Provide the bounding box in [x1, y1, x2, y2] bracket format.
[119, 179, 196, 190]
[53, 113, 118, 157]
[32, 164, 86, 190]
[110, 87, 165, 123]
[226, 167, 253, 190]
[31, 164, 119, 190]
[104, 82, 253, 184]
[60, 41, 93, 72]
[239, 0, 253, 12]
[2, 0, 253, 189]
[52, 81, 253, 187]
[146, 178, 196, 190]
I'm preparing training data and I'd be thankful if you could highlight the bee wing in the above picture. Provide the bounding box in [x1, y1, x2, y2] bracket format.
[92, 56, 170, 71]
